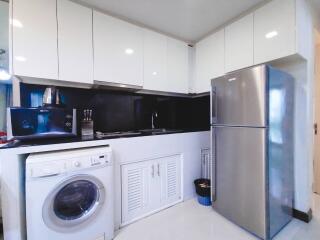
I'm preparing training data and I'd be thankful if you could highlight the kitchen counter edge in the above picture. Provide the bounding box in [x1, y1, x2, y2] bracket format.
[0, 130, 210, 154]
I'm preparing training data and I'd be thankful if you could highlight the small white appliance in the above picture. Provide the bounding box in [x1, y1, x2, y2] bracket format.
[26, 146, 114, 240]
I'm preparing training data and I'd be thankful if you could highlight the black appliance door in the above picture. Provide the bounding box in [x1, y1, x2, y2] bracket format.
[43, 175, 105, 231]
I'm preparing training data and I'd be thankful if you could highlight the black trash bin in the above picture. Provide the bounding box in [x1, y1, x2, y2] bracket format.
[194, 178, 211, 206]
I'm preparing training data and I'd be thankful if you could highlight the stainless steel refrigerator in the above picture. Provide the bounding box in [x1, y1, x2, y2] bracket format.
[210, 65, 294, 240]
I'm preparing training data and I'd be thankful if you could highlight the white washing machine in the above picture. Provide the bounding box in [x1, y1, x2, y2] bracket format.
[25, 146, 114, 240]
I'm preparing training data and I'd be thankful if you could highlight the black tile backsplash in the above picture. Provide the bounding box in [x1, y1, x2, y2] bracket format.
[20, 83, 210, 134]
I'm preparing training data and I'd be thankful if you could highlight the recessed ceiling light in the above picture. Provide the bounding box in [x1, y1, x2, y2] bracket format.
[265, 31, 278, 39]
[152, 72, 158, 76]
[125, 48, 134, 55]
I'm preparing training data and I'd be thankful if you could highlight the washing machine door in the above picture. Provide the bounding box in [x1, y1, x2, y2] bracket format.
[42, 174, 105, 232]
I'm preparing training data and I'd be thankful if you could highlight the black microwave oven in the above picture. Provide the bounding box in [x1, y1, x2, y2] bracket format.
[7, 107, 77, 140]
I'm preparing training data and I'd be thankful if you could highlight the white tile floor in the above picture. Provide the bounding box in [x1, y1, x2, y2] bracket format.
[115, 195, 320, 240]
[0, 196, 318, 240]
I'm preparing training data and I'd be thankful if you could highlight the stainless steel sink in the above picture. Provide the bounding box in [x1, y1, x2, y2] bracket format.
[139, 129, 183, 135]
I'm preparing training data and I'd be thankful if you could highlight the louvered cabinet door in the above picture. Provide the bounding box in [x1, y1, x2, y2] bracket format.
[159, 155, 182, 206]
[121, 161, 152, 224]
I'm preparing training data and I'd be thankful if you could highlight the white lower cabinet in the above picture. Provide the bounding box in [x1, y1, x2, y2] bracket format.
[121, 160, 153, 224]
[121, 155, 182, 225]
[159, 155, 182, 205]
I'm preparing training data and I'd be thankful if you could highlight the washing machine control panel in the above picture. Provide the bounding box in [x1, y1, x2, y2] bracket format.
[26, 149, 113, 180]
[67, 153, 112, 172]
[91, 154, 112, 166]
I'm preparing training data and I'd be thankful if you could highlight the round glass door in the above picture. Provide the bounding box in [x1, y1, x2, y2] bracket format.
[43, 175, 105, 232]
[53, 180, 98, 221]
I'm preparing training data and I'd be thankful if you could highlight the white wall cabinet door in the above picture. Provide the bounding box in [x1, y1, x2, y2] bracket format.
[159, 155, 182, 206]
[143, 29, 167, 92]
[225, 14, 254, 73]
[166, 38, 189, 94]
[195, 29, 225, 93]
[12, 0, 58, 79]
[254, 0, 296, 64]
[93, 11, 144, 87]
[57, 0, 93, 84]
[143, 32, 188, 94]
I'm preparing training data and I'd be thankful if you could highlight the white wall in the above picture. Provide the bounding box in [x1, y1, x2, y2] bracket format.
[0, 85, 7, 131]
[0, 1, 11, 132]
[271, 0, 319, 213]
[0, 0, 9, 70]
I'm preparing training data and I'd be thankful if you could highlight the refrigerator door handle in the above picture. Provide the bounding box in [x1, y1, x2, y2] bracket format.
[211, 87, 218, 124]
[211, 127, 217, 202]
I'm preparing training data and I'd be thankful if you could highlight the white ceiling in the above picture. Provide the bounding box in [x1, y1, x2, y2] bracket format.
[74, 0, 266, 44]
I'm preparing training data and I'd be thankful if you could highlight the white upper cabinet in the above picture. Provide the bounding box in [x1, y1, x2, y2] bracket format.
[143, 31, 188, 94]
[225, 14, 254, 73]
[93, 11, 144, 87]
[10, 0, 310, 92]
[57, 0, 93, 84]
[195, 29, 225, 93]
[143, 29, 167, 92]
[166, 38, 189, 94]
[12, 0, 58, 79]
[254, 0, 296, 64]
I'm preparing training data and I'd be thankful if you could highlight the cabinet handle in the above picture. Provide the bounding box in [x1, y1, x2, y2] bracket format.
[157, 164, 160, 177]
[152, 165, 155, 178]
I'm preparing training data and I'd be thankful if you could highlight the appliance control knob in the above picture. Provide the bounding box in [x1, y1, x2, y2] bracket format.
[73, 161, 81, 167]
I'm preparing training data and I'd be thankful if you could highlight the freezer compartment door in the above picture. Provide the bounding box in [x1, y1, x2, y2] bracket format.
[211, 126, 267, 239]
[211, 65, 267, 127]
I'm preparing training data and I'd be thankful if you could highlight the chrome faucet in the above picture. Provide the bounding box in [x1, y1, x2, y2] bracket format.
[151, 111, 158, 129]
